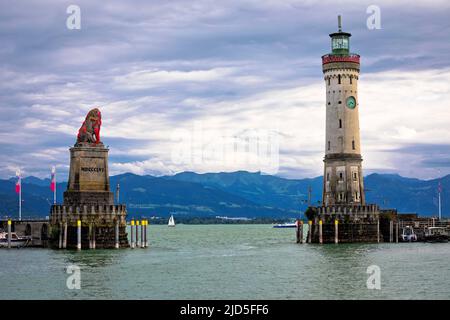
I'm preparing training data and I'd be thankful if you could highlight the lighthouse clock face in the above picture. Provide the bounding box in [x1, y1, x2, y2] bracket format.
[346, 96, 356, 109]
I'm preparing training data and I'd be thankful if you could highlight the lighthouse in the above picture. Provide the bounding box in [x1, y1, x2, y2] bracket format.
[304, 15, 385, 244]
[322, 15, 365, 206]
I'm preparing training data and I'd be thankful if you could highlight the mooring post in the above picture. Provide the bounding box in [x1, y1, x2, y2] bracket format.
[389, 220, 393, 243]
[88, 224, 93, 249]
[131, 220, 135, 248]
[395, 222, 399, 243]
[142, 220, 145, 248]
[59, 222, 63, 249]
[377, 219, 380, 243]
[299, 220, 304, 244]
[140, 220, 145, 248]
[63, 222, 67, 249]
[136, 220, 140, 248]
[296, 220, 301, 243]
[308, 220, 312, 243]
[92, 225, 96, 249]
[115, 220, 119, 249]
[145, 220, 149, 248]
[319, 219, 323, 244]
[334, 219, 339, 244]
[77, 220, 81, 250]
[7, 220, 12, 249]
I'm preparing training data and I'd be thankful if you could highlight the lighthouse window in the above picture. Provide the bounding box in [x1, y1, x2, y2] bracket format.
[339, 119, 342, 128]
[327, 173, 330, 181]
[350, 77, 353, 84]
[352, 140, 355, 150]
[338, 75, 341, 84]
[353, 172, 357, 180]
[327, 141, 330, 150]
[338, 101, 342, 104]
[328, 78, 330, 86]
[339, 172, 343, 180]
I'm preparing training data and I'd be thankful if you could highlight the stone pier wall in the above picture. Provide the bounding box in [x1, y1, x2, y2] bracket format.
[306, 204, 382, 243]
[310, 222, 380, 243]
[49, 204, 129, 249]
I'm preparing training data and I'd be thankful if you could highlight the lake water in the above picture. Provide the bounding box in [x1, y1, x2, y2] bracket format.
[1, 224, 449, 299]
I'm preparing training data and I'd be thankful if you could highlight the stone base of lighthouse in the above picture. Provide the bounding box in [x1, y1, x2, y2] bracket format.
[306, 204, 382, 243]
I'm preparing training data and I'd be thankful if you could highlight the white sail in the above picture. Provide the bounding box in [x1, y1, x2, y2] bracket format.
[168, 214, 175, 227]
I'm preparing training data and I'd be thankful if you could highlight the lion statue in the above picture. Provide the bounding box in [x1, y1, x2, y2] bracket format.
[76, 108, 102, 145]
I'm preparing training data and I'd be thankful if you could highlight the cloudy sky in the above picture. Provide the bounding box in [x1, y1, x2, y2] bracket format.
[0, 0, 449, 180]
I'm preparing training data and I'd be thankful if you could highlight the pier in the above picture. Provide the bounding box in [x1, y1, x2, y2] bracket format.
[0, 219, 50, 247]
[1, 217, 149, 249]
[296, 211, 450, 244]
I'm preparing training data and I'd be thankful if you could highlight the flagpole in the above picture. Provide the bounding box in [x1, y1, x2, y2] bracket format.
[438, 182, 442, 220]
[19, 183, 21, 221]
[18, 171, 22, 221]
[53, 166, 57, 205]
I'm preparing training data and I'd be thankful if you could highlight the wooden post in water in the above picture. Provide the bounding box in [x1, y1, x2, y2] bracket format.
[308, 220, 312, 243]
[377, 219, 380, 243]
[334, 219, 339, 244]
[58, 222, 63, 249]
[395, 222, 399, 243]
[131, 220, 135, 249]
[88, 224, 93, 249]
[296, 220, 301, 243]
[92, 225, 96, 249]
[7, 220, 12, 249]
[299, 221, 304, 244]
[144, 220, 148, 248]
[63, 222, 67, 249]
[319, 219, 323, 244]
[115, 220, 119, 249]
[140, 220, 144, 248]
[76, 220, 81, 250]
[389, 220, 393, 243]
[146, 220, 149, 247]
[136, 220, 140, 248]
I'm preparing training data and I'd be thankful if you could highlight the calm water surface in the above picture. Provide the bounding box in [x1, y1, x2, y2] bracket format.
[1, 224, 449, 299]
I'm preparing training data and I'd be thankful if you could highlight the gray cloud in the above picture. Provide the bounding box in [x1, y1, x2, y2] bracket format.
[1, 0, 450, 180]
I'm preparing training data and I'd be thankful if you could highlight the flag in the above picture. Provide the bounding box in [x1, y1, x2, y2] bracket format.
[50, 166, 56, 192]
[15, 170, 21, 194]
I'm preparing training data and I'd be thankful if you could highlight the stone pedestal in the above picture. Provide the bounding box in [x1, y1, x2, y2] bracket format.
[64, 144, 114, 206]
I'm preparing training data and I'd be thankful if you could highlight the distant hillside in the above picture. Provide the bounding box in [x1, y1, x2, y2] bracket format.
[0, 171, 447, 219]
[166, 171, 323, 210]
[364, 173, 447, 215]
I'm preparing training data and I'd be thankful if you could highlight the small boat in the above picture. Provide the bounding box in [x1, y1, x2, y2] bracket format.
[273, 222, 298, 228]
[424, 227, 449, 243]
[0, 232, 31, 248]
[168, 214, 176, 227]
[400, 226, 417, 242]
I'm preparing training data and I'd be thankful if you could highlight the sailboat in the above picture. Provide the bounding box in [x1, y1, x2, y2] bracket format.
[168, 214, 176, 227]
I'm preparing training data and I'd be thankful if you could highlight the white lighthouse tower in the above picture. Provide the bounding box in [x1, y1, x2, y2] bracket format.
[322, 15, 365, 206]
[306, 16, 384, 244]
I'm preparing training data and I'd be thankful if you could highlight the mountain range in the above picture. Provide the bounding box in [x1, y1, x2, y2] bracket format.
[0, 171, 447, 219]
